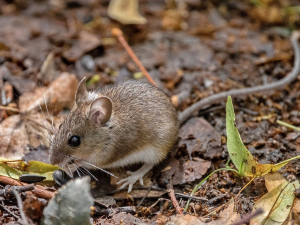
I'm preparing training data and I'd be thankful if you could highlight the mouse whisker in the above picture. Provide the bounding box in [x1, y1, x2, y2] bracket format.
[43, 92, 54, 132]
[66, 164, 74, 178]
[51, 109, 55, 133]
[75, 164, 87, 177]
[74, 161, 98, 181]
[37, 101, 52, 136]
[80, 160, 118, 178]
[71, 162, 81, 178]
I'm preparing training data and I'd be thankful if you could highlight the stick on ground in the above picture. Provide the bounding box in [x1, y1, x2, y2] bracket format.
[178, 31, 300, 125]
[112, 28, 157, 87]
[166, 179, 182, 214]
[0, 176, 55, 200]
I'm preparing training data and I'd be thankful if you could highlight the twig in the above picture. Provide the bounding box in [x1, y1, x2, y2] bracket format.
[234, 177, 255, 203]
[171, 89, 191, 107]
[231, 208, 264, 225]
[203, 200, 231, 217]
[148, 198, 171, 211]
[0, 176, 54, 199]
[136, 183, 155, 208]
[175, 193, 208, 201]
[0, 203, 20, 220]
[111, 28, 157, 87]
[277, 119, 300, 132]
[166, 179, 182, 214]
[12, 189, 28, 225]
[0, 184, 34, 196]
[93, 206, 136, 217]
[184, 168, 239, 212]
[179, 31, 300, 125]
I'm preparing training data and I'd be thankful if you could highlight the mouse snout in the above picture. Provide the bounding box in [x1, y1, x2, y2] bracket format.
[49, 153, 63, 165]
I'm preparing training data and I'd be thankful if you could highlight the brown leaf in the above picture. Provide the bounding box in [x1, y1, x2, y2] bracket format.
[23, 192, 46, 221]
[0, 113, 53, 159]
[19, 72, 78, 113]
[63, 31, 101, 62]
[265, 172, 286, 192]
[179, 117, 222, 159]
[160, 157, 211, 185]
[202, 201, 241, 225]
[166, 214, 206, 225]
[96, 212, 143, 224]
[107, 0, 147, 25]
[0, 115, 28, 159]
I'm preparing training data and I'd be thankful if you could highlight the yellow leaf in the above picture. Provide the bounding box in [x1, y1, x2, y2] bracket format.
[226, 96, 300, 178]
[0, 158, 60, 184]
[251, 180, 299, 225]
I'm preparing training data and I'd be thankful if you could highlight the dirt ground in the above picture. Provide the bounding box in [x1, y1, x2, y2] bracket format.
[0, 0, 300, 224]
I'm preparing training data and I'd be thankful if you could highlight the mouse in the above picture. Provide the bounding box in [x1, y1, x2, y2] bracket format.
[49, 77, 179, 192]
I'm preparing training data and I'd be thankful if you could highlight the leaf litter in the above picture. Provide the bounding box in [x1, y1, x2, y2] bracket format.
[0, 0, 300, 224]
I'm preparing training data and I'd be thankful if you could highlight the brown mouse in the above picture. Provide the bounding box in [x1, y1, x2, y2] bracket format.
[49, 78, 179, 192]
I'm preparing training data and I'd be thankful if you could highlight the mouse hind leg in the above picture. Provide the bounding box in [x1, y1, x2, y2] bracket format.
[116, 163, 154, 193]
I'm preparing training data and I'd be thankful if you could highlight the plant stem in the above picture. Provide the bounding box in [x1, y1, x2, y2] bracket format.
[184, 168, 239, 212]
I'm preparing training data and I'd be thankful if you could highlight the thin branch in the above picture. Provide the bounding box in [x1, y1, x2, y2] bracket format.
[166, 179, 182, 214]
[179, 31, 300, 125]
[0, 184, 34, 196]
[0, 203, 20, 220]
[12, 189, 28, 225]
[112, 28, 157, 87]
[0, 176, 54, 199]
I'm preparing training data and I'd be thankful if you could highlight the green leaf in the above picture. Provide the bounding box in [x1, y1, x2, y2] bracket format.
[226, 96, 300, 178]
[43, 177, 93, 225]
[226, 96, 257, 177]
[250, 180, 299, 225]
[0, 158, 60, 183]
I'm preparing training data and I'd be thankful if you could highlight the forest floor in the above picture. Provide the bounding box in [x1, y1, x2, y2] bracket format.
[0, 0, 300, 224]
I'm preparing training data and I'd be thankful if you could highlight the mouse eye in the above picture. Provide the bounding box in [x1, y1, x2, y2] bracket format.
[68, 135, 81, 147]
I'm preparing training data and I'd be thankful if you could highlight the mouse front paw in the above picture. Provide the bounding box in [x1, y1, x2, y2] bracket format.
[116, 170, 144, 193]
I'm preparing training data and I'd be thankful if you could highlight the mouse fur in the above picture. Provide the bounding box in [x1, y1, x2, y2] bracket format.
[49, 78, 179, 191]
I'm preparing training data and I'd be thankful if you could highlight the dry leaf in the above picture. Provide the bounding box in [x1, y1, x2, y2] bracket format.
[108, 0, 147, 25]
[166, 214, 205, 225]
[19, 72, 78, 113]
[250, 180, 299, 225]
[265, 172, 286, 192]
[204, 200, 241, 225]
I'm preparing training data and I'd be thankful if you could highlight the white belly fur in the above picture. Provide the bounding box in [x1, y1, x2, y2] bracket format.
[104, 147, 164, 169]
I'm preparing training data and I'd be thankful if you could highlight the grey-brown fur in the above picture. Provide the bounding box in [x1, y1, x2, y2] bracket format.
[49, 80, 179, 171]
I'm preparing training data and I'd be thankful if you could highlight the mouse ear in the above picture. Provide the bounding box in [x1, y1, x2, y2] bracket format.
[75, 77, 88, 104]
[89, 96, 112, 125]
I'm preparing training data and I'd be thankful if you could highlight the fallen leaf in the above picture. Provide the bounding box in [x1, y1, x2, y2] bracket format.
[19, 72, 78, 113]
[204, 200, 241, 225]
[0, 157, 60, 183]
[159, 157, 211, 185]
[179, 117, 222, 159]
[226, 96, 300, 178]
[166, 214, 205, 225]
[265, 172, 286, 192]
[0, 114, 30, 159]
[23, 192, 46, 221]
[38, 52, 58, 85]
[250, 180, 299, 225]
[94, 196, 116, 208]
[95, 212, 143, 224]
[0, 113, 55, 159]
[63, 31, 101, 62]
[43, 177, 93, 225]
[108, 0, 147, 25]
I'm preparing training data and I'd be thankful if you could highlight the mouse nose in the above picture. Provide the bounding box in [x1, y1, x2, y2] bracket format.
[49, 153, 62, 165]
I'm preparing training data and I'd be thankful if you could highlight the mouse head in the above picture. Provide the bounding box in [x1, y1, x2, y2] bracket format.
[49, 77, 113, 171]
